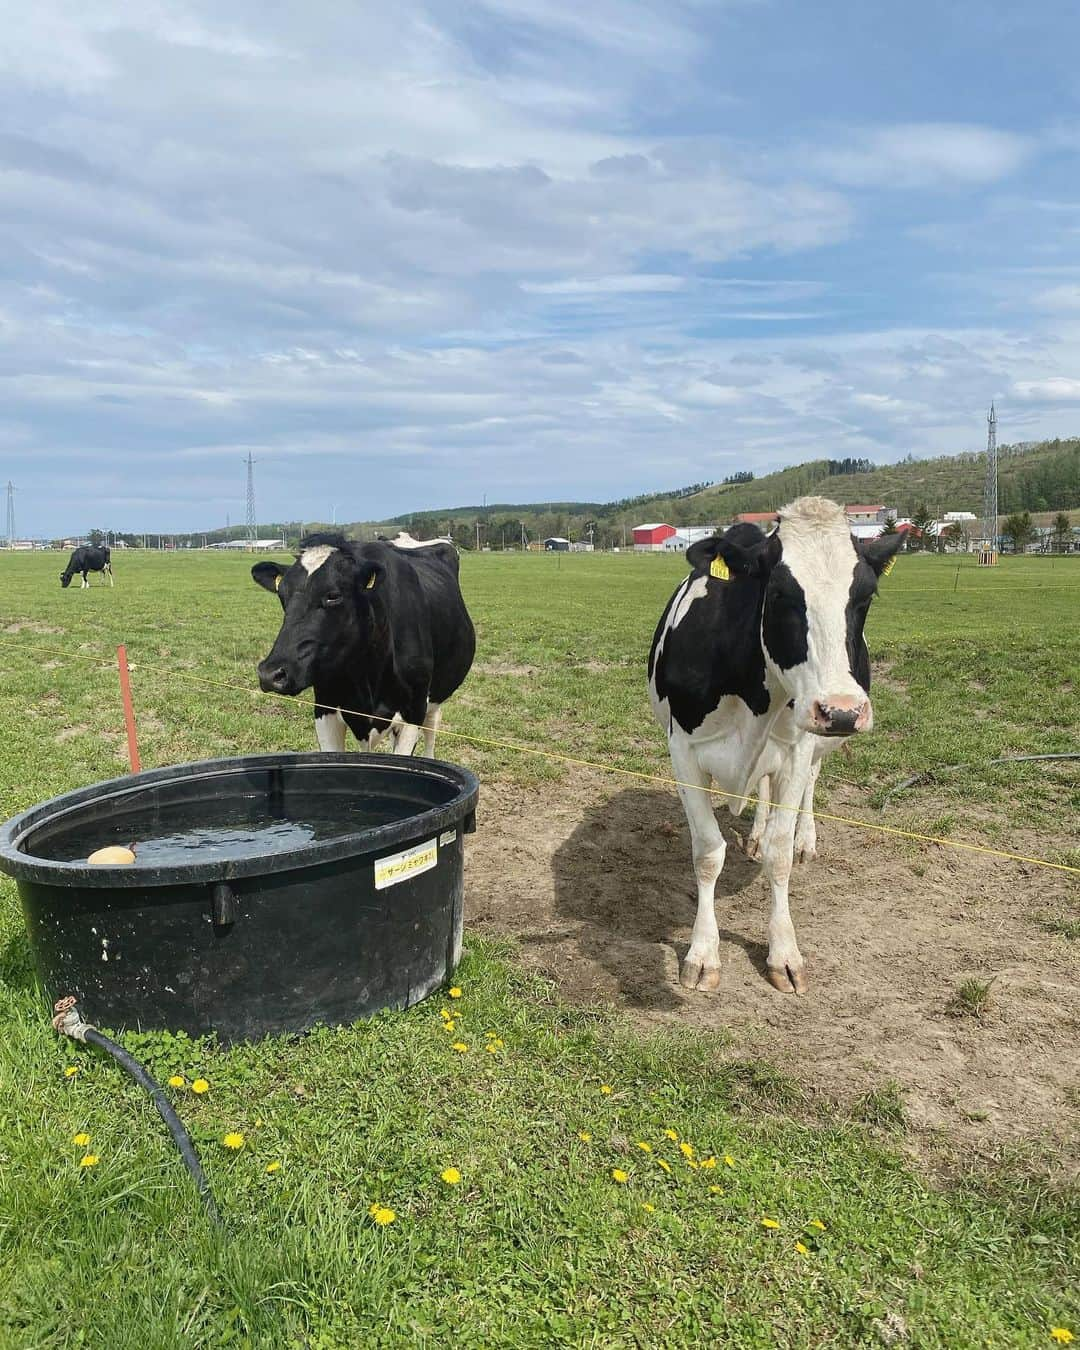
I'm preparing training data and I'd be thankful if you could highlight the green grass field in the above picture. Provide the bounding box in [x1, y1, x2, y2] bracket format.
[0, 549, 1077, 1348]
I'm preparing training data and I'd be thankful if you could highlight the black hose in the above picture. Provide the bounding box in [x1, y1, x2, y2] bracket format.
[52, 998, 222, 1229]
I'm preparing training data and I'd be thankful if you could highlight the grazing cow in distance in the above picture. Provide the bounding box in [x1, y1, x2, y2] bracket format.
[648, 497, 902, 996]
[60, 545, 113, 589]
[252, 532, 475, 755]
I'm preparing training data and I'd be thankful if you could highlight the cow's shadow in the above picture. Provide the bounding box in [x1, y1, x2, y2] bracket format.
[541, 787, 764, 1010]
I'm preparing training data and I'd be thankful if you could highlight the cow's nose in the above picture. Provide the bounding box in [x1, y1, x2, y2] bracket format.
[811, 695, 870, 736]
[258, 663, 292, 694]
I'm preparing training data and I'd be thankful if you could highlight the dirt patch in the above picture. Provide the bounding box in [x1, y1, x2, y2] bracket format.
[4, 621, 64, 636]
[54, 725, 90, 743]
[473, 661, 540, 677]
[465, 769, 1079, 1165]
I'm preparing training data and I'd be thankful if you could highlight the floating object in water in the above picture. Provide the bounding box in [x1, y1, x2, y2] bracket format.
[87, 845, 136, 866]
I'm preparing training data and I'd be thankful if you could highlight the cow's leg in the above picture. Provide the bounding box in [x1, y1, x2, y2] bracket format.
[315, 709, 347, 751]
[793, 760, 821, 863]
[760, 745, 813, 995]
[392, 720, 420, 756]
[744, 774, 770, 859]
[81, 572, 89, 589]
[670, 744, 727, 992]
[421, 702, 442, 757]
[106, 565, 114, 588]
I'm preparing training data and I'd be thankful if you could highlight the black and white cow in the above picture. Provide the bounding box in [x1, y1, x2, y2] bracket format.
[252, 533, 475, 755]
[648, 497, 902, 996]
[60, 545, 113, 589]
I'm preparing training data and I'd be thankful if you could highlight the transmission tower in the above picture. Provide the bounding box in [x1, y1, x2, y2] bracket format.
[980, 404, 998, 565]
[245, 452, 257, 546]
[5, 481, 14, 549]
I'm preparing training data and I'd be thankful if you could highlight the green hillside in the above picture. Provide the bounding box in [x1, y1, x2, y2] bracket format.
[357, 436, 1079, 549]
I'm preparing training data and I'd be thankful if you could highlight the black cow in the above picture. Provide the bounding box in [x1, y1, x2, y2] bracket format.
[252, 533, 475, 755]
[648, 497, 902, 996]
[60, 545, 113, 589]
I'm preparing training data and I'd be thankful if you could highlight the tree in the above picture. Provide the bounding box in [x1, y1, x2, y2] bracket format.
[1052, 512, 1072, 553]
[881, 516, 898, 535]
[909, 503, 934, 552]
[1003, 511, 1034, 553]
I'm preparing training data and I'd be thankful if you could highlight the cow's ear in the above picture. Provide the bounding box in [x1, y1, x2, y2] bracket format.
[687, 529, 781, 579]
[252, 561, 288, 594]
[856, 531, 904, 578]
[355, 559, 384, 593]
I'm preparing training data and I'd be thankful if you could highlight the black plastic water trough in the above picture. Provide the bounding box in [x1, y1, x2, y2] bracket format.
[0, 753, 478, 1044]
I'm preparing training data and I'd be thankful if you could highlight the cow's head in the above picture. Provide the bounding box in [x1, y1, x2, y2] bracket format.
[251, 536, 383, 696]
[59, 570, 73, 588]
[688, 498, 902, 737]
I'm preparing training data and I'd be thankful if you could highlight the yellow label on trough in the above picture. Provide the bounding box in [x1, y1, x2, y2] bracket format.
[374, 839, 438, 890]
[710, 556, 730, 581]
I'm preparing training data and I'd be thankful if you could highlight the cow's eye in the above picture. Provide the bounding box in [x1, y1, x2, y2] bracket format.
[323, 593, 343, 608]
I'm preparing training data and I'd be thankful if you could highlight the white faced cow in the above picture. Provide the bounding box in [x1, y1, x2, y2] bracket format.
[60, 545, 113, 589]
[648, 497, 902, 996]
[252, 533, 475, 756]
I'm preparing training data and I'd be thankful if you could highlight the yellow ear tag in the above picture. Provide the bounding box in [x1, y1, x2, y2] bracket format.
[881, 557, 895, 577]
[273, 574, 282, 591]
[710, 556, 730, 581]
[365, 573, 376, 589]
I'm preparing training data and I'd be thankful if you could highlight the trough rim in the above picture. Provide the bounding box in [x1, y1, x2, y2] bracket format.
[0, 752, 479, 889]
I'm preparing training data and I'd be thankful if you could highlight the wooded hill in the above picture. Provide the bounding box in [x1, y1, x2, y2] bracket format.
[369, 436, 1079, 549]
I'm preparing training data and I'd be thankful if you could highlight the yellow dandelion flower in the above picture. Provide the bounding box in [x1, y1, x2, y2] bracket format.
[611, 1169, 629, 1184]
[686, 1159, 699, 1170]
[451, 1042, 468, 1053]
[708, 1185, 723, 1195]
[222, 1132, 245, 1150]
[761, 1217, 780, 1230]
[167, 1075, 185, 1088]
[636, 1141, 652, 1153]
[663, 1129, 678, 1141]
[1050, 1332, 1074, 1346]
[600, 1084, 613, 1095]
[700, 1156, 717, 1169]
[485, 1044, 500, 1056]
[372, 1207, 396, 1226]
[794, 1241, 810, 1256]
[440, 1007, 452, 1020]
[806, 1218, 826, 1232]
[191, 1078, 209, 1095]
[449, 987, 462, 999]
[266, 1161, 282, 1173]
[64, 1066, 79, 1078]
[72, 1132, 91, 1147]
[368, 1202, 382, 1216]
[254, 1118, 263, 1129]
[79, 1154, 99, 1167]
[440, 1167, 462, 1185]
[578, 1131, 592, 1143]
[642, 1202, 656, 1213]
[723, 1154, 735, 1167]
[657, 1158, 672, 1173]
[678, 1142, 694, 1159]
[443, 1020, 456, 1032]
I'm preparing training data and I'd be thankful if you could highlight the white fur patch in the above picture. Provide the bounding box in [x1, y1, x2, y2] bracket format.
[671, 574, 709, 628]
[300, 544, 337, 575]
[388, 532, 450, 550]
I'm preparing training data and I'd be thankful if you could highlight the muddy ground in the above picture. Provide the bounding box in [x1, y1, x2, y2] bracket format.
[465, 768, 1079, 1169]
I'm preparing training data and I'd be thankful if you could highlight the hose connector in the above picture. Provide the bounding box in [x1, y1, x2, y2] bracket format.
[52, 995, 97, 1043]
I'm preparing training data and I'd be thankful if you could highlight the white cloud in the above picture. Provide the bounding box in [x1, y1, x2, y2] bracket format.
[810, 123, 1031, 188]
[1013, 377, 1080, 402]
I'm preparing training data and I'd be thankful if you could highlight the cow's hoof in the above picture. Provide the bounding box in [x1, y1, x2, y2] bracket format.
[743, 834, 763, 860]
[794, 842, 817, 864]
[680, 959, 722, 992]
[766, 964, 809, 996]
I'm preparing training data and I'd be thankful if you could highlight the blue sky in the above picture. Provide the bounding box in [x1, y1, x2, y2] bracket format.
[3, 0, 1080, 535]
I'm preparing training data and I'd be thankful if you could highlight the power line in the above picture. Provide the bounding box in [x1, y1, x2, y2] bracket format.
[4, 481, 14, 548]
[245, 453, 257, 545]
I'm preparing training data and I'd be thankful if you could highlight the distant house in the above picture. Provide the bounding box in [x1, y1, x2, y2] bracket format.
[543, 536, 570, 552]
[662, 525, 718, 552]
[844, 505, 896, 526]
[633, 523, 677, 552]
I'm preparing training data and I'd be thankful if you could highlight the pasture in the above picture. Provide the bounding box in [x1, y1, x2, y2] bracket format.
[0, 547, 1077, 1347]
